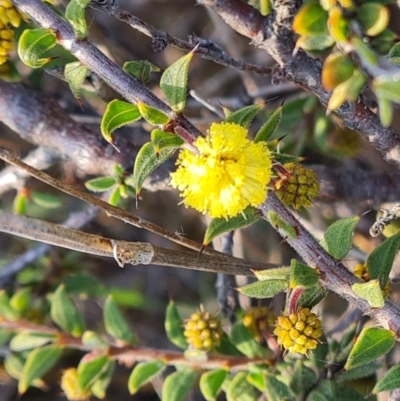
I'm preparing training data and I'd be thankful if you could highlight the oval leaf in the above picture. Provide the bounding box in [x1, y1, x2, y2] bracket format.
[254, 105, 282, 143]
[224, 104, 263, 129]
[373, 363, 400, 394]
[321, 216, 359, 260]
[101, 100, 141, 143]
[162, 369, 196, 401]
[91, 359, 115, 399]
[200, 369, 227, 401]
[230, 322, 270, 358]
[352, 280, 384, 308]
[65, 0, 91, 38]
[160, 52, 193, 112]
[264, 374, 293, 401]
[358, 3, 389, 37]
[31, 191, 63, 209]
[227, 371, 256, 401]
[137, 102, 170, 125]
[50, 284, 86, 337]
[18, 345, 63, 394]
[18, 28, 57, 68]
[293, 3, 328, 35]
[344, 327, 395, 370]
[10, 332, 57, 352]
[124, 60, 159, 82]
[203, 207, 260, 245]
[77, 354, 109, 391]
[165, 301, 187, 350]
[103, 295, 139, 345]
[85, 176, 116, 192]
[253, 267, 291, 282]
[64, 61, 88, 100]
[367, 231, 400, 288]
[128, 360, 165, 395]
[237, 280, 288, 299]
[290, 260, 320, 289]
[133, 142, 175, 194]
[150, 129, 184, 152]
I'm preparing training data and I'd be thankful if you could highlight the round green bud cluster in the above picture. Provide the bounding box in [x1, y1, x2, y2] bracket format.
[274, 307, 322, 355]
[61, 368, 92, 401]
[242, 306, 276, 343]
[275, 163, 319, 209]
[184, 310, 223, 352]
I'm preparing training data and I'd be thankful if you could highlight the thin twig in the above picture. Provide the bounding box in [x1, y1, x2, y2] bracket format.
[0, 210, 274, 276]
[0, 317, 273, 370]
[0, 148, 277, 272]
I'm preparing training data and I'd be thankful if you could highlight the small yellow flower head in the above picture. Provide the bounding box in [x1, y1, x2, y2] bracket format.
[274, 307, 322, 355]
[0, 22, 13, 64]
[243, 306, 276, 343]
[61, 368, 92, 401]
[0, 1, 21, 27]
[275, 163, 319, 209]
[171, 122, 272, 219]
[184, 309, 223, 352]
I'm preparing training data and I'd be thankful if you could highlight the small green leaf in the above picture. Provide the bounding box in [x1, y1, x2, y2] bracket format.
[268, 211, 297, 238]
[253, 267, 291, 282]
[322, 53, 355, 90]
[376, 95, 393, 127]
[224, 104, 263, 129]
[293, 3, 328, 35]
[162, 369, 196, 401]
[0, 290, 20, 320]
[82, 331, 109, 349]
[203, 207, 260, 245]
[351, 37, 378, 66]
[123, 60, 160, 82]
[91, 359, 115, 399]
[345, 327, 395, 370]
[214, 333, 242, 356]
[298, 285, 327, 309]
[133, 142, 175, 194]
[64, 61, 88, 100]
[85, 176, 116, 192]
[290, 260, 319, 289]
[264, 374, 293, 401]
[0, 329, 13, 347]
[101, 100, 141, 143]
[254, 106, 282, 143]
[237, 280, 288, 299]
[358, 3, 389, 37]
[200, 369, 227, 401]
[31, 191, 63, 209]
[296, 34, 335, 51]
[4, 353, 25, 380]
[77, 354, 109, 391]
[367, 231, 400, 288]
[227, 371, 256, 401]
[373, 363, 400, 394]
[290, 361, 317, 397]
[50, 284, 86, 337]
[150, 129, 184, 152]
[103, 295, 139, 345]
[108, 186, 122, 206]
[9, 287, 30, 315]
[10, 332, 57, 352]
[137, 102, 170, 125]
[374, 77, 400, 104]
[337, 361, 379, 383]
[352, 280, 384, 308]
[13, 192, 27, 215]
[230, 322, 270, 358]
[165, 301, 187, 350]
[160, 51, 193, 112]
[18, 29, 57, 68]
[246, 372, 265, 392]
[65, 0, 91, 38]
[321, 216, 359, 260]
[128, 360, 165, 395]
[18, 345, 63, 394]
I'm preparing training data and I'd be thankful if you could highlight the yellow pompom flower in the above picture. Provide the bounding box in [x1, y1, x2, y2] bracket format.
[274, 307, 322, 355]
[171, 122, 272, 219]
[61, 368, 92, 401]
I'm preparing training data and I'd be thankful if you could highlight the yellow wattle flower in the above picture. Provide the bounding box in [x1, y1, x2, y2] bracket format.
[170, 122, 272, 219]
